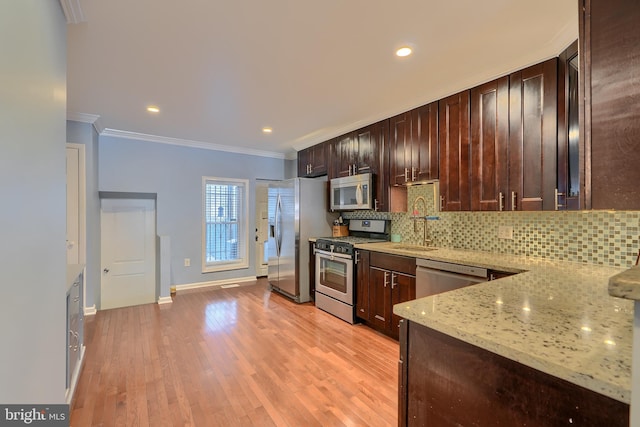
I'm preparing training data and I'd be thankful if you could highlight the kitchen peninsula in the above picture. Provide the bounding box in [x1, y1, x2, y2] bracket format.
[354, 242, 632, 425]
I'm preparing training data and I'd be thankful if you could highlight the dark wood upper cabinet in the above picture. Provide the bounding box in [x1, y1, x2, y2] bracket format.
[330, 120, 406, 212]
[297, 141, 328, 178]
[333, 133, 356, 178]
[332, 123, 381, 178]
[508, 58, 558, 211]
[389, 102, 439, 186]
[557, 40, 582, 210]
[470, 77, 510, 211]
[582, 0, 640, 210]
[439, 91, 471, 211]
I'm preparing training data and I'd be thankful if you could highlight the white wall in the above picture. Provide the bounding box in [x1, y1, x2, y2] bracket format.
[0, 2, 67, 403]
[99, 135, 286, 288]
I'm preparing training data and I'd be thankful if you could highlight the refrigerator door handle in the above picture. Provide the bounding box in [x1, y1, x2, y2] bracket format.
[275, 194, 282, 257]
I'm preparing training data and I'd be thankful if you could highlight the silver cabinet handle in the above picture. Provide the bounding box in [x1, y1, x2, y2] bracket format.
[354, 250, 360, 265]
[439, 195, 444, 211]
[374, 199, 379, 211]
[404, 168, 409, 182]
[348, 164, 352, 176]
[353, 163, 357, 175]
[383, 271, 389, 287]
[499, 192, 504, 212]
[555, 188, 566, 211]
[374, 315, 385, 321]
[411, 167, 416, 181]
[511, 191, 517, 211]
[391, 272, 397, 289]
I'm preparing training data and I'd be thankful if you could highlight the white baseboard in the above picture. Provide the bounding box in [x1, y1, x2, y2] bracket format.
[84, 305, 97, 316]
[175, 276, 257, 292]
[157, 296, 173, 304]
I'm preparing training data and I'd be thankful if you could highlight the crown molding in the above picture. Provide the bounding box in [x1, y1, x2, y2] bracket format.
[101, 128, 286, 160]
[59, 0, 86, 24]
[67, 112, 105, 134]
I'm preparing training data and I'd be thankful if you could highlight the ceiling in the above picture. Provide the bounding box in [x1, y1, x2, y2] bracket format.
[66, 0, 578, 159]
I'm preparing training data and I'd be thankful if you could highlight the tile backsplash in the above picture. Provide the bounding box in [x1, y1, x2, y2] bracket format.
[343, 184, 640, 268]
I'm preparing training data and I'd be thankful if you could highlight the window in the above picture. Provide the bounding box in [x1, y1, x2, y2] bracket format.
[202, 177, 249, 272]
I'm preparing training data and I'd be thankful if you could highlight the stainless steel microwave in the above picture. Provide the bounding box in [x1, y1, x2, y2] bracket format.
[330, 173, 373, 211]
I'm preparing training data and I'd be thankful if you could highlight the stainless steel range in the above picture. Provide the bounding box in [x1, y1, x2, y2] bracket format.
[314, 219, 389, 323]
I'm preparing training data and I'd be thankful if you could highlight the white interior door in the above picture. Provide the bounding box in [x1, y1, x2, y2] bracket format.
[101, 198, 156, 310]
[66, 146, 80, 264]
[255, 182, 270, 277]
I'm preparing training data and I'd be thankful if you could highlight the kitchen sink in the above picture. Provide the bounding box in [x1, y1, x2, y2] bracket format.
[391, 244, 437, 252]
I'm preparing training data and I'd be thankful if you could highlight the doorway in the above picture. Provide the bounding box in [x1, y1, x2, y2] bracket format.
[255, 181, 272, 277]
[100, 198, 156, 310]
[66, 144, 85, 265]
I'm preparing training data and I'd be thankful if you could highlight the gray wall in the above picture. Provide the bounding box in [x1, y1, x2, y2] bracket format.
[99, 135, 285, 288]
[67, 121, 101, 311]
[284, 158, 298, 179]
[0, 2, 67, 403]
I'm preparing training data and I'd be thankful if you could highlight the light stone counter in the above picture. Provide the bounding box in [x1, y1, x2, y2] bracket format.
[354, 242, 633, 404]
[609, 265, 640, 300]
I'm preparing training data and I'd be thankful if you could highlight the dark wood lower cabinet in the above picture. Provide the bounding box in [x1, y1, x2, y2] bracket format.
[398, 320, 629, 427]
[357, 251, 415, 340]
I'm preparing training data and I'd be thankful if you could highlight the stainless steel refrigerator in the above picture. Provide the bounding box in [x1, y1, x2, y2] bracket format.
[267, 178, 332, 303]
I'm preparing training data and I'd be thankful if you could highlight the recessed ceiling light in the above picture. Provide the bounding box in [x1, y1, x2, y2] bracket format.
[147, 106, 160, 113]
[396, 47, 412, 57]
[262, 127, 273, 134]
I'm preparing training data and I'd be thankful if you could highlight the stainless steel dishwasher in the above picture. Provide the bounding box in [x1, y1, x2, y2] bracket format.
[415, 258, 488, 298]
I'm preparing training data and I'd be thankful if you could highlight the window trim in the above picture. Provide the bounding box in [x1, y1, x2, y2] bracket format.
[201, 176, 249, 273]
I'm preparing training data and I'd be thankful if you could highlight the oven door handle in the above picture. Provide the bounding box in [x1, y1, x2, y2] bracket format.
[315, 249, 352, 260]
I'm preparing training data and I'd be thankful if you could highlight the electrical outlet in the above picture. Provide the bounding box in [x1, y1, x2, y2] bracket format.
[498, 226, 514, 240]
[184, 258, 191, 267]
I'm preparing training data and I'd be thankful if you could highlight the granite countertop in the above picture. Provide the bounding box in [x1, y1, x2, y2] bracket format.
[609, 265, 640, 300]
[354, 242, 633, 404]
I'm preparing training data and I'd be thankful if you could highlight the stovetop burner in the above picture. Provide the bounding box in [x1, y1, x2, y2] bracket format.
[315, 219, 389, 255]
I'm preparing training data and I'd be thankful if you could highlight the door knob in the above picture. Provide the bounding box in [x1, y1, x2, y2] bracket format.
[103, 268, 110, 273]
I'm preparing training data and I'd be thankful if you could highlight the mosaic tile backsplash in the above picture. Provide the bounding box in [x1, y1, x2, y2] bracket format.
[343, 184, 640, 268]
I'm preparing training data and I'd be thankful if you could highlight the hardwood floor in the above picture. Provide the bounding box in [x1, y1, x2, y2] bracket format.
[71, 279, 399, 426]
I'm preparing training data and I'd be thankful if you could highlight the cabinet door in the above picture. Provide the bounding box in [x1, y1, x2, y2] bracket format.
[355, 250, 370, 321]
[439, 91, 471, 211]
[412, 102, 439, 183]
[509, 59, 558, 211]
[308, 142, 328, 177]
[390, 272, 415, 340]
[470, 77, 510, 211]
[353, 126, 377, 175]
[365, 121, 389, 211]
[389, 111, 412, 185]
[333, 133, 355, 178]
[369, 267, 392, 332]
[585, 0, 640, 210]
[297, 147, 311, 177]
[557, 40, 581, 210]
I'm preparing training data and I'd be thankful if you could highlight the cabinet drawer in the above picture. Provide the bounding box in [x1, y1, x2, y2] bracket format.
[370, 252, 415, 276]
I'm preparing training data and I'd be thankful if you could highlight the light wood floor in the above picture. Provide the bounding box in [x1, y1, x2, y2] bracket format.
[70, 279, 399, 426]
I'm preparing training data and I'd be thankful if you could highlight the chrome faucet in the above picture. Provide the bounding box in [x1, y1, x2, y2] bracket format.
[412, 196, 431, 246]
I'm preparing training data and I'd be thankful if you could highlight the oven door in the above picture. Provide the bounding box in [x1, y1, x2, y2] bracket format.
[315, 249, 353, 304]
